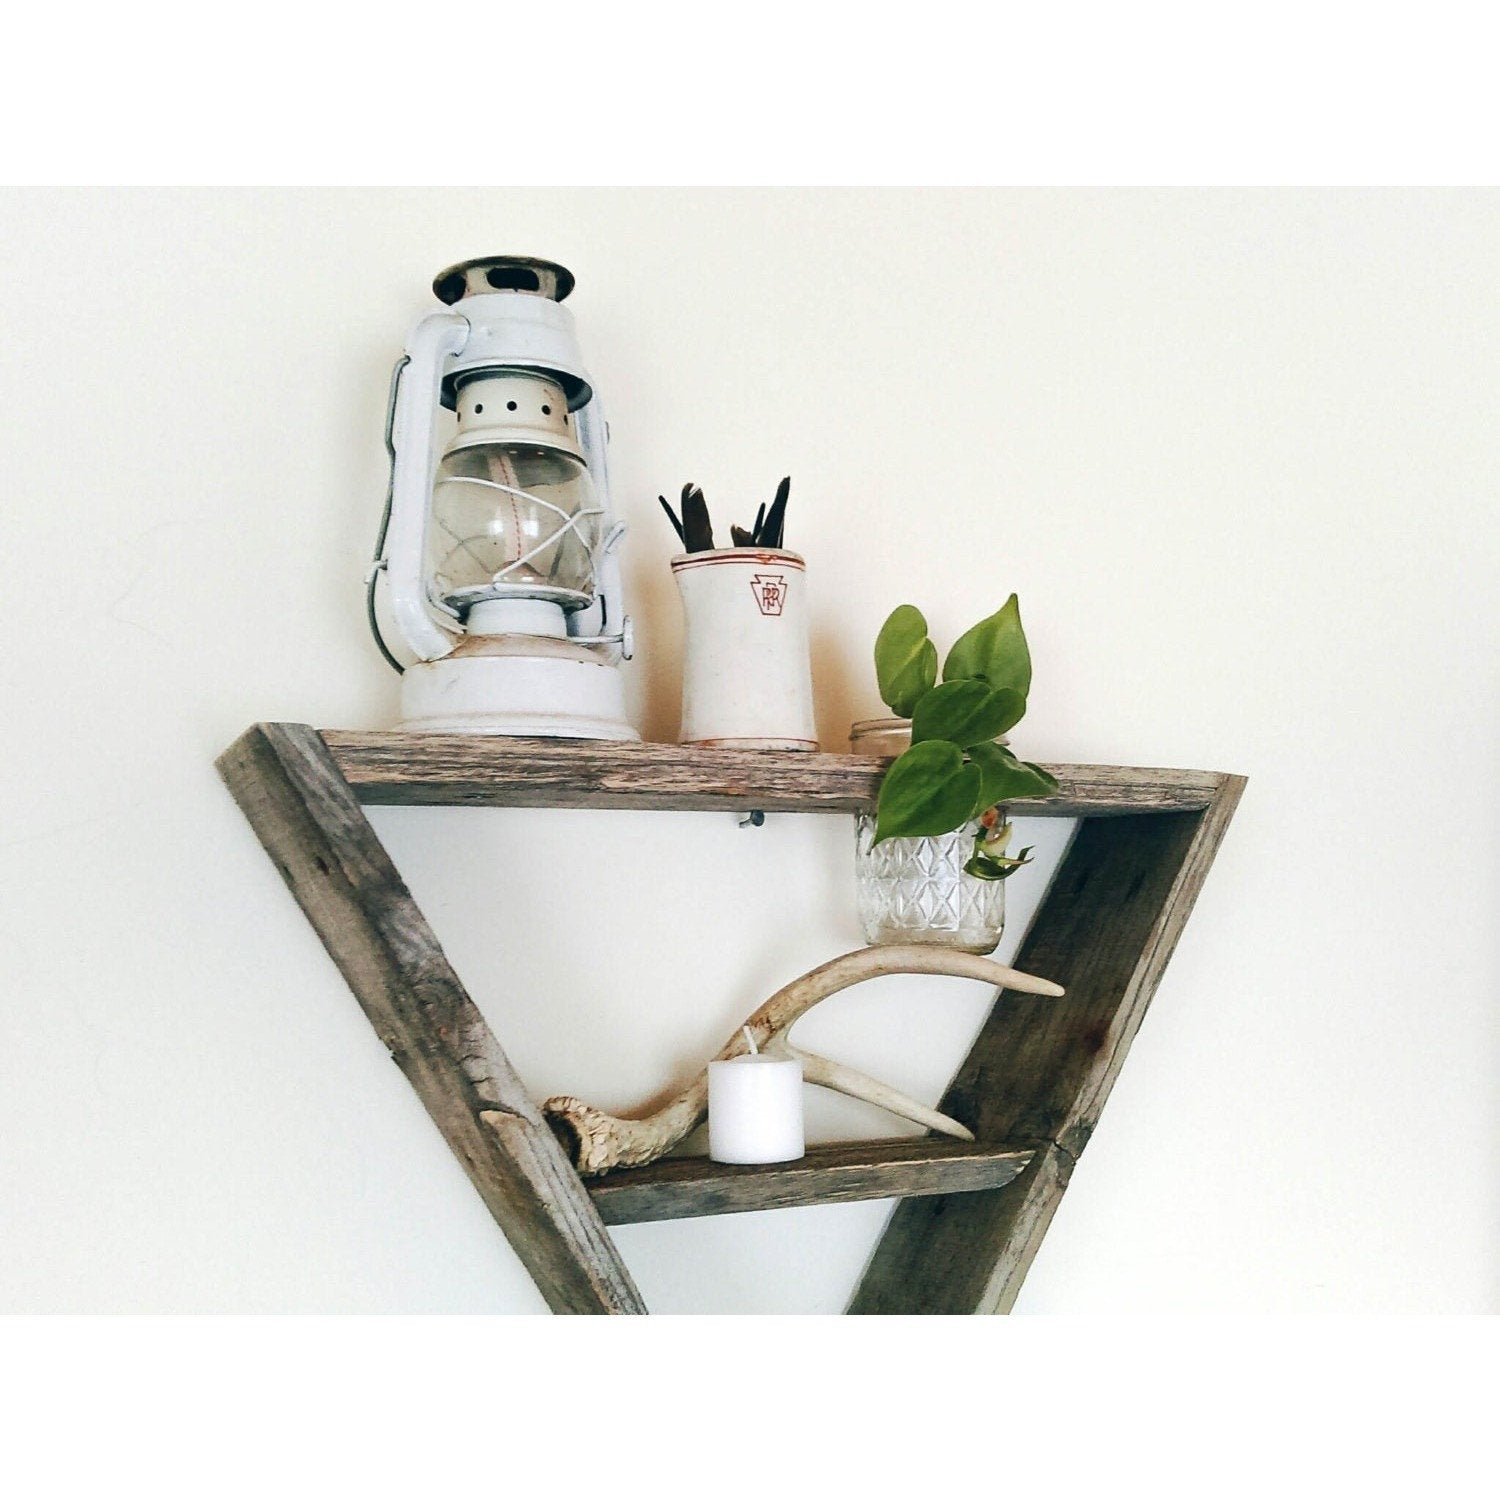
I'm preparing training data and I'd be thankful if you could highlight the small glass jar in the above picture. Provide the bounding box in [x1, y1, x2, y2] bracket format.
[854, 814, 1005, 953]
[850, 717, 1006, 954]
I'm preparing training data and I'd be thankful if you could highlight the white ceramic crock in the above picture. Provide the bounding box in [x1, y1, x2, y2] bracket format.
[671, 548, 818, 750]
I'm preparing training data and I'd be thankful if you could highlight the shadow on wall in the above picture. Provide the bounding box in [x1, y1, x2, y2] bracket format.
[624, 550, 683, 745]
[810, 620, 861, 754]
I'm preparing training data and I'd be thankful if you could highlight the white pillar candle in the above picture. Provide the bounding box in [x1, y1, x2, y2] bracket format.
[708, 1034, 805, 1165]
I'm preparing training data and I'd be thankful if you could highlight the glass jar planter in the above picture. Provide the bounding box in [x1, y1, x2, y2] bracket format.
[854, 814, 1005, 952]
[850, 717, 1006, 954]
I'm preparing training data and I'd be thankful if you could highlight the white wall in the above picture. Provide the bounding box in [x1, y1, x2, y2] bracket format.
[2, 188, 1494, 1313]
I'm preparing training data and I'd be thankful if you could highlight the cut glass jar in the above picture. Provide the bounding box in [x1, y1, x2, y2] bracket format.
[850, 717, 1006, 954]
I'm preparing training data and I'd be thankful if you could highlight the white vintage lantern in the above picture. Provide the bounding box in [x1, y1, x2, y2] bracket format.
[368, 256, 638, 739]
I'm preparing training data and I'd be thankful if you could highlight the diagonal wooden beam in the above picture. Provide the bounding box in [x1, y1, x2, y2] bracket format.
[848, 775, 1246, 1314]
[217, 722, 646, 1315]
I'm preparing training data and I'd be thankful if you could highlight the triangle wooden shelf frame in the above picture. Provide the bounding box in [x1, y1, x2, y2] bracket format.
[218, 723, 1245, 1315]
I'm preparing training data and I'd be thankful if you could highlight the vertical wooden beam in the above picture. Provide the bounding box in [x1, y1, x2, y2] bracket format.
[217, 722, 646, 1315]
[848, 776, 1246, 1314]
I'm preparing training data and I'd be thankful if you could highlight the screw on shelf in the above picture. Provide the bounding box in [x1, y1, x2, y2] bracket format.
[739, 810, 766, 829]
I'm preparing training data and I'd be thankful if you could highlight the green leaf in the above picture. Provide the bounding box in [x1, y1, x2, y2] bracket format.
[910, 680, 1025, 749]
[942, 594, 1032, 699]
[967, 741, 1059, 814]
[963, 845, 1035, 882]
[874, 740, 983, 843]
[874, 605, 938, 718]
[1020, 759, 1060, 793]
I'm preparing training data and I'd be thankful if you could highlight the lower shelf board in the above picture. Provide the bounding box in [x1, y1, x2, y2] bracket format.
[585, 1138, 1035, 1225]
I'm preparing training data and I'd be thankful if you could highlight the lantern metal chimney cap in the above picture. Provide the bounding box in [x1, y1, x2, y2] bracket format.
[433, 256, 576, 306]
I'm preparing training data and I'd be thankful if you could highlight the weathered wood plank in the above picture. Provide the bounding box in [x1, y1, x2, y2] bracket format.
[217, 722, 646, 1315]
[587, 1139, 1036, 1225]
[319, 729, 1227, 818]
[848, 774, 1246, 1314]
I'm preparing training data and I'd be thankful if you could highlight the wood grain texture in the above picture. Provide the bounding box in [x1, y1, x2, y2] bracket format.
[848, 774, 1247, 1315]
[586, 1139, 1035, 1224]
[217, 722, 646, 1315]
[319, 728, 1229, 818]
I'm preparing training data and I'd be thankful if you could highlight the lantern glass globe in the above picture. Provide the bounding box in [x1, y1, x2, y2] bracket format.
[428, 443, 600, 617]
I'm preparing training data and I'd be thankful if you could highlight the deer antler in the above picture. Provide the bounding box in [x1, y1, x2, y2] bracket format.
[536, 945, 1064, 1176]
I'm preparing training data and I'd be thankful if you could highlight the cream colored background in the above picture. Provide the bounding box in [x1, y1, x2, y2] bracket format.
[1, 189, 1495, 1313]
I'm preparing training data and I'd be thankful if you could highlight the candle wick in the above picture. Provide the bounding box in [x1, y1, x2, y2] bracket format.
[742, 1026, 758, 1056]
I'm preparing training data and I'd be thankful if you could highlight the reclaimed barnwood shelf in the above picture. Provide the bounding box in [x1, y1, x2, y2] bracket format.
[218, 723, 1244, 1315]
[588, 1138, 1037, 1225]
[320, 730, 1224, 817]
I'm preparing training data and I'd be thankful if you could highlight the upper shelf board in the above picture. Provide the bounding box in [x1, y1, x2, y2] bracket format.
[313, 728, 1233, 818]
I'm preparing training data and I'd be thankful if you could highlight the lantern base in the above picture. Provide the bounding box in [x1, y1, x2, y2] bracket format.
[397, 653, 638, 740]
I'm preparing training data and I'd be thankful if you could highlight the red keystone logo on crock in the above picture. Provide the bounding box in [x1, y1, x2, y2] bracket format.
[750, 574, 787, 616]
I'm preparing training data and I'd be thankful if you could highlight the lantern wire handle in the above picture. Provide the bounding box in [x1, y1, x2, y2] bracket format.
[366, 355, 410, 675]
[430, 473, 604, 588]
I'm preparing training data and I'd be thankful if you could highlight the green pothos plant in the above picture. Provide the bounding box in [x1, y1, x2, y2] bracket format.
[872, 596, 1059, 879]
